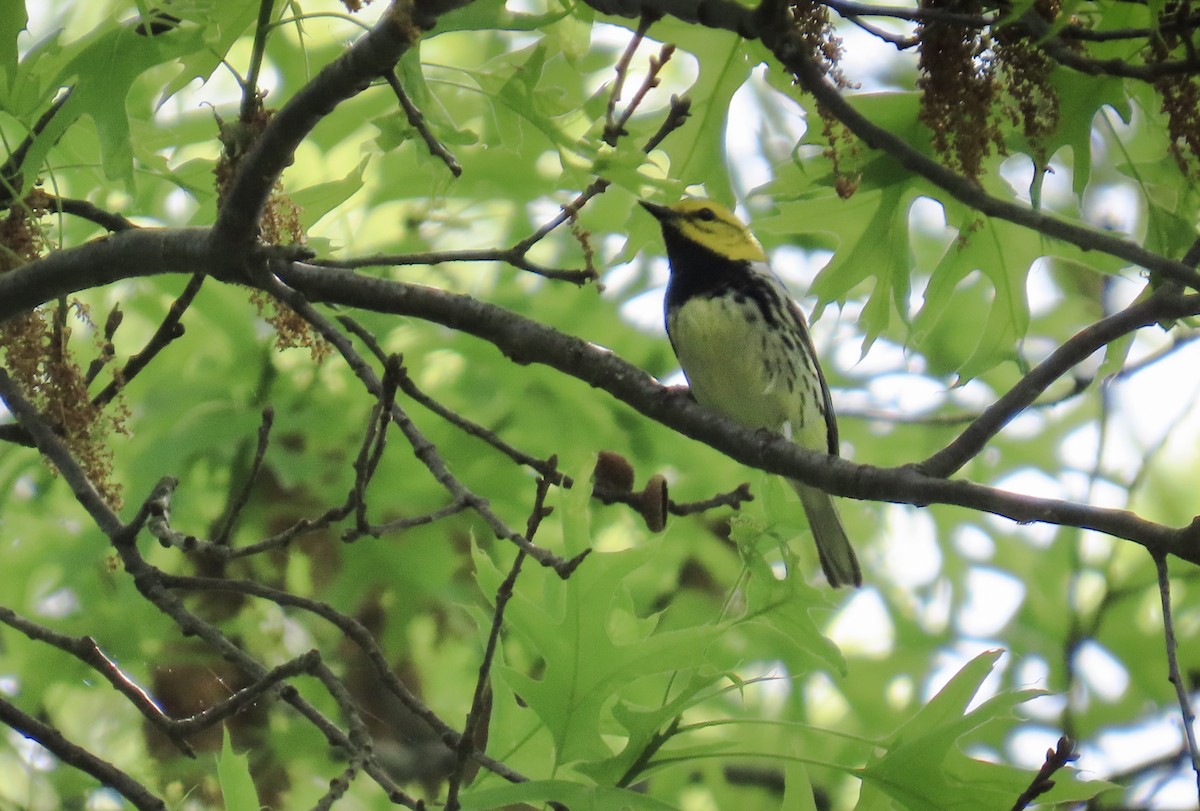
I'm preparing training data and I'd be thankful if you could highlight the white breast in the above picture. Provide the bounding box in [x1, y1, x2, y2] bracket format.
[669, 295, 825, 450]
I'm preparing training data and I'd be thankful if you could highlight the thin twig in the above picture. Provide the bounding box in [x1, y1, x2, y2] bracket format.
[0, 604, 194, 757]
[384, 71, 463, 176]
[0, 368, 123, 536]
[821, 0, 993, 26]
[445, 463, 558, 810]
[257, 266, 589, 577]
[1, 345, 426, 807]
[844, 16, 919, 48]
[82, 303, 122, 385]
[213, 406, 275, 546]
[604, 16, 656, 144]
[41, 194, 137, 232]
[92, 274, 205, 409]
[0, 698, 166, 810]
[339, 314, 753, 520]
[642, 94, 692, 153]
[919, 284, 1200, 478]
[280, 261, 1200, 564]
[1009, 735, 1079, 811]
[0, 87, 74, 203]
[114, 526, 424, 808]
[314, 246, 595, 284]
[508, 42, 683, 260]
[167, 651, 324, 737]
[349, 357, 401, 536]
[211, 1, 456, 252]
[841, 327, 1200, 428]
[156, 569, 530, 785]
[241, 0, 277, 122]
[1155, 554, 1200, 799]
[311, 76, 690, 285]
[609, 43, 677, 145]
[353, 499, 471, 538]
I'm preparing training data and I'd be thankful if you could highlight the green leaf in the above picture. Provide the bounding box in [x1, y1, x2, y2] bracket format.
[763, 181, 916, 351]
[1046, 70, 1129, 194]
[782, 759, 820, 811]
[27, 19, 205, 185]
[0, 0, 26, 88]
[217, 727, 260, 811]
[430, 0, 574, 35]
[492, 538, 730, 765]
[159, 2, 262, 104]
[910, 216, 1033, 381]
[576, 670, 728, 785]
[459, 779, 681, 810]
[650, 22, 755, 205]
[289, 157, 369, 229]
[472, 41, 589, 154]
[860, 651, 1110, 809]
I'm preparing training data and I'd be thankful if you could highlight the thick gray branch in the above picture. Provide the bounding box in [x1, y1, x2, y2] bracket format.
[0, 228, 214, 325]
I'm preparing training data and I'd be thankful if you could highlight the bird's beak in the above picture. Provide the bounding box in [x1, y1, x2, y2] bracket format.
[639, 200, 672, 222]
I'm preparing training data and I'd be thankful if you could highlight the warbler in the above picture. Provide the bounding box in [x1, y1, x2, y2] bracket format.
[642, 198, 862, 588]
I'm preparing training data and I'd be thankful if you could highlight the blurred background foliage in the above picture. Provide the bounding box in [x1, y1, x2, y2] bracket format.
[2, 0, 1200, 808]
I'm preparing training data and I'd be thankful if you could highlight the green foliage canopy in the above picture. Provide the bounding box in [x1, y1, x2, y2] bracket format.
[2, 0, 1200, 809]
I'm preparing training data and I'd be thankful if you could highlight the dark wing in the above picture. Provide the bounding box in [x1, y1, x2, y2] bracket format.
[759, 263, 839, 458]
[788, 297, 839, 457]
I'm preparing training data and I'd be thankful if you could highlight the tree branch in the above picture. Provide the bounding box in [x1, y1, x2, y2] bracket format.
[0, 697, 166, 811]
[211, 0, 471, 255]
[256, 267, 590, 577]
[0, 227, 216, 326]
[272, 261, 1200, 564]
[745, 0, 1200, 292]
[0, 368, 427, 806]
[6, 232, 1199, 565]
[919, 284, 1200, 478]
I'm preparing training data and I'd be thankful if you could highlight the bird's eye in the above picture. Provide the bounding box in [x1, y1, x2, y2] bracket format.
[696, 207, 717, 221]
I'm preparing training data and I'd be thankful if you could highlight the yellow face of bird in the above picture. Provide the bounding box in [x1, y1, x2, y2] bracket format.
[643, 198, 768, 263]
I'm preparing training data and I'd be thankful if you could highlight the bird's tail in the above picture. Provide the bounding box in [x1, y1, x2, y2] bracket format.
[791, 481, 862, 588]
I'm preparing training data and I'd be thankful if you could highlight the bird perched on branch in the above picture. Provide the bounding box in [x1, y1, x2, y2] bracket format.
[642, 198, 861, 588]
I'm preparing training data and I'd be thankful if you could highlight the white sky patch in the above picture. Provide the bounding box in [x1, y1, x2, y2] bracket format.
[35, 587, 80, 620]
[917, 577, 954, 635]
[884, 673, 914, 711]
[1025, 258, 1065, 319]
[1074, 639, 1130, 702]
[1084, 182, 1142, 234]
[1091, 714, 1184, 778]
[998, 150, 1078, 209]
[865, 372, 948, 414]
[618, 282, 668, 335]
[727, 68, 781, 195]
[986, 470, 1066, 547]
[1069, 568, 1109, 618]
[1115, 340, 1200, 450]
[804, 671, 852, 725]
[878, 504, 942, 587]
[772, 245, 834, 290]
[1007, 725, 1072, 769]
[1012, 657, 1068, 721]
[836, 23, 918, 92]
[827, 587, 895, 656]
[7, 728, 56, 771]
[956, 567, 1024, 637]
[954, 524, 996, 562]
[1003, 406, 1051, 441]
